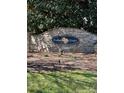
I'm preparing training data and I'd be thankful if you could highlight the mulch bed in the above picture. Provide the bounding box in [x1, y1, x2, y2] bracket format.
[27, 52, 97, 72]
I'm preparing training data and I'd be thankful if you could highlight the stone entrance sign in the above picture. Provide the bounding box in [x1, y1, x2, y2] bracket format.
[52, 35, 79, 44]
[27, 28, 97, 53]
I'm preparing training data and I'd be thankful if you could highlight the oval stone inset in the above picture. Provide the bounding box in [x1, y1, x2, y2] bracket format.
[52, 35, 79, 44]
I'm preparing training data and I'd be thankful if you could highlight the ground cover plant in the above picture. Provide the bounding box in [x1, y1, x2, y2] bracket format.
[27, 70, 97, 93]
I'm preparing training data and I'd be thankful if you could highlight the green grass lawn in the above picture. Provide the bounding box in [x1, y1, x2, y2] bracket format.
[27, 70, 97, 93]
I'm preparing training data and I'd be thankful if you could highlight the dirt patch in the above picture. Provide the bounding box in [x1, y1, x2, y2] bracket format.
[27, 52, 97, 72]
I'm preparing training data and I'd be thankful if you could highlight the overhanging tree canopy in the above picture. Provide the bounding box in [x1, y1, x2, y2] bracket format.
[27, 0, 97, 34]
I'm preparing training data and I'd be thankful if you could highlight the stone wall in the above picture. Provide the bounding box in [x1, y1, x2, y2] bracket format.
[27, 28, 97, 53]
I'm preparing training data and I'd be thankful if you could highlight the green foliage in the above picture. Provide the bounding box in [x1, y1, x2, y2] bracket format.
[27, 0, 97, 34]
[27, 71, 97, 93]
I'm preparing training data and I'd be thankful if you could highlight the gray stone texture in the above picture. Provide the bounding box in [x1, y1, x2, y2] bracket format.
[27, 28, 97, 53]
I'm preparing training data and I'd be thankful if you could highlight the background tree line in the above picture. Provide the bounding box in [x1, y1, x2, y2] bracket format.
[27, 0, 97, 34]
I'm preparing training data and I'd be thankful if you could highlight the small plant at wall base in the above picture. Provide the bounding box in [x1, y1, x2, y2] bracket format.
[27, 0, 97, 34]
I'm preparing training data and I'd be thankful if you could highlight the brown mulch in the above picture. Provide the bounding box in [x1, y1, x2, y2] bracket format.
[27, 52, 97, 72]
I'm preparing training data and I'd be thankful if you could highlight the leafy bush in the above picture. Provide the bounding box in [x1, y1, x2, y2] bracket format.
[27, 0, 97, 34]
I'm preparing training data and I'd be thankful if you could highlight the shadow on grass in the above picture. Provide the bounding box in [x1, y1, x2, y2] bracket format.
[69, 71, 97, 78]
[36, 90, 43, 93]
[28, 71, 97, 93]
